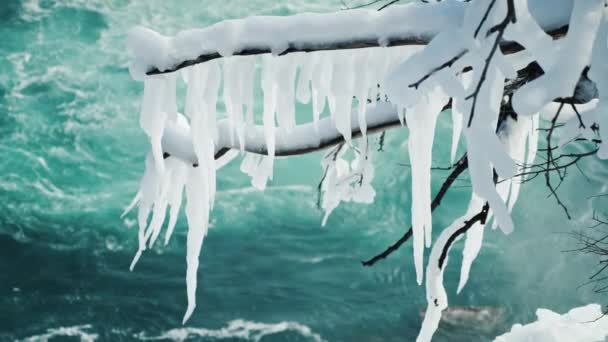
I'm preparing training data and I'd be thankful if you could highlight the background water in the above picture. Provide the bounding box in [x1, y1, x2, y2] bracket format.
[1, 0, 608, 341]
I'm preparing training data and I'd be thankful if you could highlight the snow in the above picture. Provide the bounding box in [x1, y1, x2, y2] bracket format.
[512, 0, 604, 116]
[494, 304, 608, 342]
[127, 1, 573, 80]
[127, 1, 468, 80]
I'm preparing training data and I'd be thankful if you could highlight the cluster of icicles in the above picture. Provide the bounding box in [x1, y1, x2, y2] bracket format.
[123, 46, 416, 324]
[123, 0, 608, 340]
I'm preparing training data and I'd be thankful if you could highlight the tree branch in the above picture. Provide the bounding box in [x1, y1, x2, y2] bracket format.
[139, 0, 569, 76]
[361, 154, 469, 266]
[438, 202, 490, 269]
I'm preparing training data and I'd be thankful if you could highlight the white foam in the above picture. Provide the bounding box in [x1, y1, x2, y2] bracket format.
[22, 324, 98, 342]
[136, 319, 325, 342]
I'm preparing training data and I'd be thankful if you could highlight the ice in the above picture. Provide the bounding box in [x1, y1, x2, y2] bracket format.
[505, 0, 555, 70]
[296, 54, 313, 104]
[353, 49, 372, 136]
[164, 160, 187, 245]
[494, 304, 608, 342]
[384, 28, 470, 110]
[512, 0, 604, 116]
[275, 54, 299, 131]
[320, 139, 375, 225]
[329, 51, 355, 144]
[405, 86, 449, 285]
[240, 153, 274, 191]
[457, 217, 485, 294]
[417, 193, 485, 342]
[311, 52, 332, 130]
[124, 0, 602, 336]
[223, 57, 242, 148]
[127, 26, 171, 81]
[140, 74, 177, 177]
[183, 166, 211, 324]
[261, 55, 278, 157]
[129, 153, 158, 271]
[588, 8, 608, 159]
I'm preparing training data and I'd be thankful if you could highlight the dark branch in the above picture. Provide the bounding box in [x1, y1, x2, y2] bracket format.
[438, 202, 490, 269]
[361, 154, 469, 266]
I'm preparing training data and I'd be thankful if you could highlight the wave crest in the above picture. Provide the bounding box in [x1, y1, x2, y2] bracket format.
[137, 319, 325, 342]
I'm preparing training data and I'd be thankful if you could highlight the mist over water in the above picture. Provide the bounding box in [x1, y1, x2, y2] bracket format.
[1, 0, 607, 341]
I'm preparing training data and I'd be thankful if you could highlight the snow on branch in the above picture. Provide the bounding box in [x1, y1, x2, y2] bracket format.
[161, 102, 407, 166]
[127, 0, 571, 78]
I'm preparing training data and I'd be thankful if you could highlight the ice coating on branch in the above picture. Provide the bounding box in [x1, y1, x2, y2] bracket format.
[385, 28, 469, 110]
[512, 0, 604, 116]
[588, 8, 608, 160]
[127, 2, 468, 79]
[405, 87, 449, 285]
[417, 193, 485, 342]
[127, 26, 171, 81]
[319, 140, 375, 225]
[462, 44, 516, 234]
[458, 115, 537, 290]
[494, 304, 608, 342]
[457, 214, 486, 294]
[504, 0, 555, 70]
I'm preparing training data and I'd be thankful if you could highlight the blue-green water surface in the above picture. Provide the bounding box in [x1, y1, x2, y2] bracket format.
[1, 1, 607, 341]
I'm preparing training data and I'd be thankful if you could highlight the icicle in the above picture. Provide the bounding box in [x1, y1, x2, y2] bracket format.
[188, 64, 218, 211]
[140, 74, 177, 176]
[121, 191, 141, 218]
[275, 54, 299, 131]
[240, 153, 274, 191]
[417, 193, 485, 342]
[130, 153, 160, 271]
[165, 159, 187, 245]
[457, 218, 486, 294]
[183, 165, 210, 324]
[296, 53, 313, 104]
[449, 72, 471, 165]
[405, 86, 449, 285]
[328, 51, 355, 144]
[311, 52, 332, 130]
[203, 61, 221, 142]
[223, 57, 242, 149]
[261, 55, 278, 158]
[353, 49, 371, 136]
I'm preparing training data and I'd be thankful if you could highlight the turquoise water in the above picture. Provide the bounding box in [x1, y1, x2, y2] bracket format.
[1, 1, 607, 341]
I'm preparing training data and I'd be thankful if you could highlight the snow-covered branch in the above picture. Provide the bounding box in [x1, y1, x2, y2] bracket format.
[161, 102, 407, 166]
[128, 0, 571, 78]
